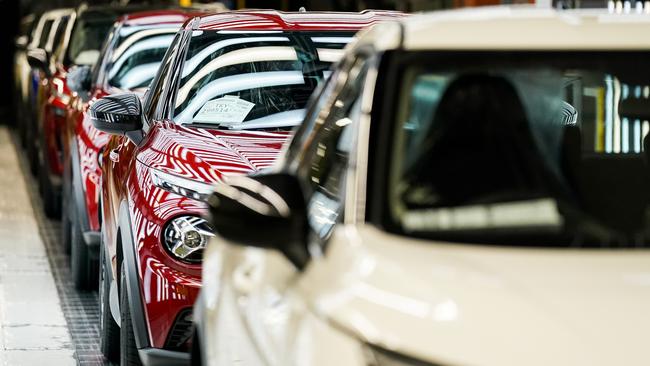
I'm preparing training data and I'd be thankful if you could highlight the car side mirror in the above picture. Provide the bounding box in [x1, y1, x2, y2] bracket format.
[208, 173, 310, 269]
[67, 65, 92, 94]
[89, 93, 144, 138]
[27, 48, 51, 77]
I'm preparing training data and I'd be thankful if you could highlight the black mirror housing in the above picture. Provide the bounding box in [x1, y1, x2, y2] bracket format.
[89, 93, 144, 135]
[27, 48, 50, 77]
[67, 65, 92, 94]
[208, 173, 309, 269]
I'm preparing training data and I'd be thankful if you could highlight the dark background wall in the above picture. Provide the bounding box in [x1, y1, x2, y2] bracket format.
[1, 0, 21, 122]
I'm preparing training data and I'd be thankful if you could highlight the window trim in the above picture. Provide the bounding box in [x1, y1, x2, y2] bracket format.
[294, 49, 377, 247]
[344, 48, 380, 225]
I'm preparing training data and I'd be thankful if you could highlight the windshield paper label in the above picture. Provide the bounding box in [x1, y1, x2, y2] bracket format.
[193, 95, 255, 124]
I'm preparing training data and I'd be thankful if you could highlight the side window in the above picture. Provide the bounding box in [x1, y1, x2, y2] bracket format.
[38, 19, 53, 49]
[283, 69, 340, 165]
[298, 55, 371, 242]
[143, 32, 183, 120]
[91, 24, 118, 90]
[50, 16, 69, 54]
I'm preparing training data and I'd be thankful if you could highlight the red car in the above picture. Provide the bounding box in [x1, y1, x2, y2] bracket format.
[90, 10, 404, 365]
[38, 4, 150, 218]
[61, 10, 201, 292]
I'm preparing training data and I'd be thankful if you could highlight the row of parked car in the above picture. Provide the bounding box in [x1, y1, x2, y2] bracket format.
[12, 2, 650, 366]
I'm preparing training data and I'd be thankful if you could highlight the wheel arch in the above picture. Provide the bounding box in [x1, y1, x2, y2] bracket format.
[117, 199, 151, 350]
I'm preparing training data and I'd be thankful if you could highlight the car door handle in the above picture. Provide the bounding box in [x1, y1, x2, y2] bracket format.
[109, 149, 119, 163]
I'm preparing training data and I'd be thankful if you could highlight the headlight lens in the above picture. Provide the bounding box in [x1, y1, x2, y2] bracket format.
[150, 168, 215, 202]
[163, 216, 214, 263]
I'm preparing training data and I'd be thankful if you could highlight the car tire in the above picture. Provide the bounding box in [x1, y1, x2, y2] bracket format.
[120, 262, 143, 366]
[38, 145, 61, 218]
[70, 218, 97, 291]
[99, 243, 120, 363]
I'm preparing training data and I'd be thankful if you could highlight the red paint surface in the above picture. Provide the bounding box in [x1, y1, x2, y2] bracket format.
[195, 10, 406, 31]
[102, 121, 289, 347]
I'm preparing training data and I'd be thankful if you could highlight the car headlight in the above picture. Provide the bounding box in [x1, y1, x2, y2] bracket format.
[150, 168, 215, 202]
[365, 345, 441, 366]
[163, 216, 214, 263]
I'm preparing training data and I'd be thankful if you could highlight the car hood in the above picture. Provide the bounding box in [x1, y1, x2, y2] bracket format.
[303, 224, 650, 366]
[137, 122, 290, 183]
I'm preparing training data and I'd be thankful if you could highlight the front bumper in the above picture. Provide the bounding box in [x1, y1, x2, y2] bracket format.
[139, 347, 190, 366]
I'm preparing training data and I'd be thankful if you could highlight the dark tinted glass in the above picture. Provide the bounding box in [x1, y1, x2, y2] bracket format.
[50, 16, 70, 53]
[389, 52, 650, 247]
[38, 19, 53, 48]
[67, 17, 116, 66]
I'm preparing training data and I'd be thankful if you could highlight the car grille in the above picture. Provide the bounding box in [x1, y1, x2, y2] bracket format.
[165, 308, 194, 351]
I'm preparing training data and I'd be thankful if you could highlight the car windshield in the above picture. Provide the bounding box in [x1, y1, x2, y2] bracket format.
[173, 30, 355, 130]
[67, 16, 116, 66]
[107, 24, 179, 90]
[389, 51, 650, 247]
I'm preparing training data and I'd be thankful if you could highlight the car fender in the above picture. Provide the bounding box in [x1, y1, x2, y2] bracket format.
[70, 135, 100, 247]
[117, 199, 192, 365]
[117, 199, 150, 349]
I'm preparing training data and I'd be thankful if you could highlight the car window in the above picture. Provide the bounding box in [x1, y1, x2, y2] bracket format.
[90, 23, 119, 91]
[297, 55, 370, 242]
[48, 16, 70, 53]
[172, 30, 355, 130]
[144, 31, 183, 120]
[105, 24, 179, 91]
[387, 51, 650, 247]
[67, 17, 116, 66]
[38, 19, 53, 49]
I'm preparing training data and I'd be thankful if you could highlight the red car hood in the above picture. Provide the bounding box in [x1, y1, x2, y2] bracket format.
[137, 121, 290, 183]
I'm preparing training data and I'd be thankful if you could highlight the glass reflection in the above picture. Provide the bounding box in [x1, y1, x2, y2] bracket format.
[173, 31, 355, 130]
[106, 25, 178, 90]
[390, 52, 650, 246]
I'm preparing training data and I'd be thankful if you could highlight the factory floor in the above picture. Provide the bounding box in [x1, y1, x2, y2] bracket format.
[0, 127, 104, 365]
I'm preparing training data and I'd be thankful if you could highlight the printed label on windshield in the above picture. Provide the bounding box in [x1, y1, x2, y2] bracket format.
[193, 95, 255, 124]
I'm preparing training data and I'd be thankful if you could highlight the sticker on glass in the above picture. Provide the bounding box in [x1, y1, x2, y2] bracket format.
[193, 95, 255, 124]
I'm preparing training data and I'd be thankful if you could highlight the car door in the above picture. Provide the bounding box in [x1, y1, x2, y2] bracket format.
[215, 50, 377, 366]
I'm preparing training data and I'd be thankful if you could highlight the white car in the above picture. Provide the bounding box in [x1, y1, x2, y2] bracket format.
[195, 6, 650, 366]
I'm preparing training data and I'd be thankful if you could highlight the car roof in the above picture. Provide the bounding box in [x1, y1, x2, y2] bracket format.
[357, 5, 650, 51]
[119, 9, 206, 27]
[193, 9, 405, 31]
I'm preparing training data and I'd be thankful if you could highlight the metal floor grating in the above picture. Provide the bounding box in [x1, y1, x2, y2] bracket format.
[11, 132, 107, 366]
